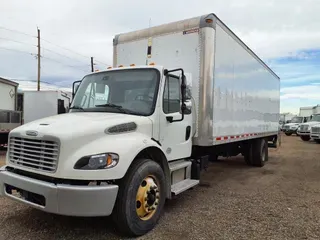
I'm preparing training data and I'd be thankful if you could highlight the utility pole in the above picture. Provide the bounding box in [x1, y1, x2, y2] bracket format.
[91, 57, 94, 72]
[37, 27, 41, 91]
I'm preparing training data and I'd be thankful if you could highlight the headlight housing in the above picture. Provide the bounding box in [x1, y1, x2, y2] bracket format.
[74, 153, 119, 170]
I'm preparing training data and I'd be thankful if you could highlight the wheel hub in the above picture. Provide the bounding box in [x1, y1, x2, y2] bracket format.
[136, 176, 160, 220]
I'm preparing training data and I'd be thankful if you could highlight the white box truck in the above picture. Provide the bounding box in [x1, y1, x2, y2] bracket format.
[282, 115, 309, 136]
[18, 90, 71, 124]
[298, 113, 320, 141]
[0, 13, 280, 237]
[299, 106, 314, 117]
[0, 78, 21, 148]
[310, 121, 320, 143]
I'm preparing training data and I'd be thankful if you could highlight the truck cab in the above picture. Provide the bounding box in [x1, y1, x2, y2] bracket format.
[0, 65, 196, 236]
[282, 116, 307, 136]
[298, 114, 320, 141]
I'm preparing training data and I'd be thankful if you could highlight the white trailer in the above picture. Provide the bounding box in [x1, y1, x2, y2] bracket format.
[0, 78, 21, 148]
[0, 13, 280, 237]
[19, 90, 71, 124]
[299, 106, 314, 117]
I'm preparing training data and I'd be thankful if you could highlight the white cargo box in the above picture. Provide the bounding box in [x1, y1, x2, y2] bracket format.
[113, 13, 280, 146]
[21, 90, 71, 124]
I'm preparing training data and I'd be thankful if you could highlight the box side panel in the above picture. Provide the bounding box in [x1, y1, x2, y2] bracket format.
[212, 23, 280, 143]
[23, 91, 58, 124]
[0, 82, 16, 111]
[115, 31, 201, 136]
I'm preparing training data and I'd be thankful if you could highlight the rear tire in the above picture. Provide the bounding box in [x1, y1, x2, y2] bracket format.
[314, 139, 320, 144]
[243, 142, 253, 166]
[112, 159, 166, 237]
[252, 138, 268, 167]
[300, 135, 310, 141]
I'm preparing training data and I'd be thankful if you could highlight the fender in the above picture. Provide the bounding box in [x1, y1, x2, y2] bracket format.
[55, 132, 168, 181]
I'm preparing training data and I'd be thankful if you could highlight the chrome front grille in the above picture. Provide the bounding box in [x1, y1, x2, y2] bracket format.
[8, 137, 59, 172]
[284, 125, 290, 130]
[311, 127, 320, 134]
[300, 125, 308, 132]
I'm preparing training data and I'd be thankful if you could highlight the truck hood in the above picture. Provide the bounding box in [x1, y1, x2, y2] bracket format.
[300, 121, 320, 127]
[10, 112, 153, 140]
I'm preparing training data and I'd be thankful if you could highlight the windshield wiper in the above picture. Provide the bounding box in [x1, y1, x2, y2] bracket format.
[69, 106, 85, 111]
[95, 103, 129, 114]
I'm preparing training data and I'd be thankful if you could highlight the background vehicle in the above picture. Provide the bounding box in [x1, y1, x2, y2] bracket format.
[17, 90, 71, 124]
[298, 114, 320, 141]
[311, 123, 320, 144]
[0, 13, 280, 237]
[282, 116, 308, 136]
[0, 78, 21, 148]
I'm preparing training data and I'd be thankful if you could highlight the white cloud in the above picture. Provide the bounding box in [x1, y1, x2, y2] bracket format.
[1, 0, 320, 114]
[281, 85, 320, 100]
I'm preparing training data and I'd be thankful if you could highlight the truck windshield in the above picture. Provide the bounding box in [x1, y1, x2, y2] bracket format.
[70, 68, 160, 116]
[311, 114, 320, 122]
[291, 117, 303, 123]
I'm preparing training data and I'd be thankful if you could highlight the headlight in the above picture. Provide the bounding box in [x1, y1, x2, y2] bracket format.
[74, 153, 119, 170]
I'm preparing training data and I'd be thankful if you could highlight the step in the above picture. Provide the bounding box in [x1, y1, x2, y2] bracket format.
[169, 160, 191, 173]
[171, 179, 199, 195]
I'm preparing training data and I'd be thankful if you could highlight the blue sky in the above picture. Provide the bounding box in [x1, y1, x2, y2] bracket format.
[267, 49, 320, 113]
[0, 0, 319, 114]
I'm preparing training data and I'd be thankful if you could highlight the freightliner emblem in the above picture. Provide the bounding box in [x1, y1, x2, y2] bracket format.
[26, 130, 38, 136]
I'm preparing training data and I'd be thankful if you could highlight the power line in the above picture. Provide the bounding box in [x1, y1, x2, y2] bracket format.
[41, 38, 111, 66]
[0, 26, 35, 38]
[42, 47, 90, 66]
[9, 78, 71, 88]
[0, 37, 90, 66]
[0, 37, 36, 47]
[41, 55, 89, 72]
[0, 25, 111, 66]
[0, 46, 35, 55]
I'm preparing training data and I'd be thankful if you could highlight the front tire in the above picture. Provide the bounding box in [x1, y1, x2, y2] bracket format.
[285, 132, 292, 136]
[112, 159, 166, 237]
[314, 139, 320, 144]
[300, 135, 311, 141]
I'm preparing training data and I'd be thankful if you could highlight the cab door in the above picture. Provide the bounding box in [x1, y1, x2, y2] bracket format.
[158, 73, 193, 161]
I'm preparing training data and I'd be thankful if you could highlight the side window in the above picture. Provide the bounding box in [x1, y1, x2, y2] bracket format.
[163, 76, 181, 114]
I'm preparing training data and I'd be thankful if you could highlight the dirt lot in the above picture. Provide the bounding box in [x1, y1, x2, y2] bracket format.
[0, 135, 320, 240]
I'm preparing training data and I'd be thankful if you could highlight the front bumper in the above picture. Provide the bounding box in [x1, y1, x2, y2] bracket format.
[283, 129, 297, 134]
[311, 133, 320, 140]
[297, 131, 310, 136]
[0, 166, 119, 217]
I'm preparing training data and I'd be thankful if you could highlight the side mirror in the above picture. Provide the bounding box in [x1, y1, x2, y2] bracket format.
[72, 80, 82, 98]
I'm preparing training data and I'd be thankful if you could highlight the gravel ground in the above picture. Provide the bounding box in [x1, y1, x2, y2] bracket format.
[0, 152, 5, 167]
[0, 134, 320, 240]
